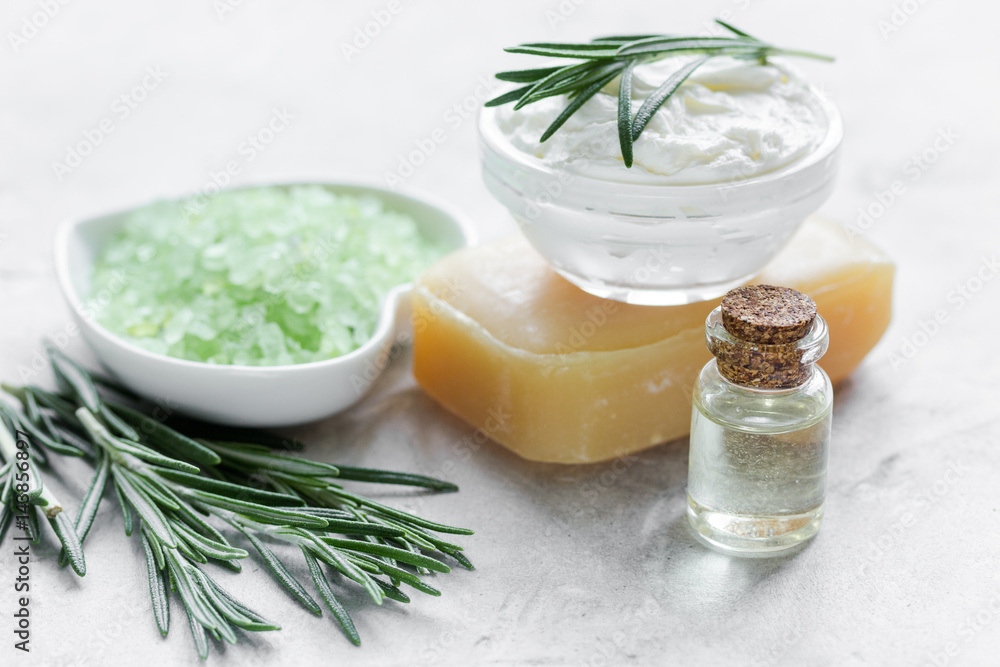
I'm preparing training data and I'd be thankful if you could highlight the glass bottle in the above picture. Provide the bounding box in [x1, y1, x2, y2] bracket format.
[687, 285, 833, 556]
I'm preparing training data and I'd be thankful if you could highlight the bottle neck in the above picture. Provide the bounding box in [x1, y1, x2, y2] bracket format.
[704, 307, 829, 391]
[713, 357, 818, 391]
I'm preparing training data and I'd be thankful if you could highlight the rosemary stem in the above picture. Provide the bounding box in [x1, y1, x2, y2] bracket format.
[0, 419, 64, 518]
[1, 383, 27, 402]
[76, 407, 141, 470]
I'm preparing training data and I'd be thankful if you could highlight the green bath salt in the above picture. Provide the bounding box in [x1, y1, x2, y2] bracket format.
[89, 185, 445, 366]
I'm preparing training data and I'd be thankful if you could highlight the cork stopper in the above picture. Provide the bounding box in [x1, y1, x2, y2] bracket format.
[721, 285, 817, 344]
[709, 285, 821, 389]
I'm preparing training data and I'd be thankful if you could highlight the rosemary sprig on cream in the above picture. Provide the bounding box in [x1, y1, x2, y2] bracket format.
[486, 19, 833, 167]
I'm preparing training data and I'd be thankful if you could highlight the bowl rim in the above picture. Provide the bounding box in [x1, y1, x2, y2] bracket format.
[478, 85, 844, 195]
[54, 178, 478, 375]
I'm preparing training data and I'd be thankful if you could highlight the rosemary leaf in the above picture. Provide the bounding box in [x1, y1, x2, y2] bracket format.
[154, 467, 302, 506]
[631, 56, 709, 138]
[59, 450, 109, 567]
[166, 551, 219, 630]
[45, 342, 100, 412]
[0, 501, 11, 544]
[321, 537, 451, 573]
[113, 469, 177, 548]
[109, 402, 221, 466]
[320, 518, 405, 538]
[615, 35, 763, 57]
[99, 404, 140, 441]
[206, 441, 340, 477]
[715, 19, 757, 39]
[49, 511, 86, 576]
[352, 553, 441, 597]
[173, 521, 248, 561]
[142, 530, 171, 636]
[165, 419, 304, 451]
[504, 44, 621, 59]
[302, 536, 385, 605]
[484, 84, 534, 108]
[233, 522, 322, 615]
[189, 566, 258, 630]
[521, 41, 632, 51]
[168, 499, 227, 544]
[449, 550, 476, 571]
[617, 59, 636, 168]
[331, 466, 458, 492]
[591, 34, 661, 42]
[495, 66, 563, 82]
[23, 387, 43, 426]
[378, 516, 465, 555]
[540, 66, 623, 142]
[89, 371, 141, 400]
[26, 458, 45, 502]
[303, 549, 361, 646]
[129, 473, 181, 511]
[26, 504, 41, 544]
[114, 475, 134, 536]
[374, 578, 410, 604]
[328, 488, 474, 535]
[186, 489, 327, 528]
[185, 608, 210, 660]
[1, 404, 83, 458]
[520, 61, 619, 105]
[114, 439, 201, 474]
[514, 61, 597, 110]
[144, 525, 166, 570]
[0, 470, 12, 506]
[202, 571, 277, 629]
[77, 407, 201, 473]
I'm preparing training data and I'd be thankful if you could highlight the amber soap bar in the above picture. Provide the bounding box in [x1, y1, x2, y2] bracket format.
[412, 217, 894, 464]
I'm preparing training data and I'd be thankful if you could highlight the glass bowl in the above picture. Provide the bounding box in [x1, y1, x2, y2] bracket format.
[478, 97, 842, 305]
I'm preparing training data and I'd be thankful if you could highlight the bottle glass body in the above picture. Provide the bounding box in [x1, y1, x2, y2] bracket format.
[687, 319, 833, 556]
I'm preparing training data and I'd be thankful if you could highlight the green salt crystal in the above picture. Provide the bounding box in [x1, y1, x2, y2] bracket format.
[127, 322, 159, 338]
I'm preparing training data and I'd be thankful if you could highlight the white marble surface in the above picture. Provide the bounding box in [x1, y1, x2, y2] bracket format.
[2, 1, 999, 665]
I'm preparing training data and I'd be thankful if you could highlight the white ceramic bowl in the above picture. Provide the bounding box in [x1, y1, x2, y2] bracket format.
[54, 181, 476, 427]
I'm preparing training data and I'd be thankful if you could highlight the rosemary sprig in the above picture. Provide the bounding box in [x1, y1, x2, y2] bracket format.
[487, 19, 833, 168]
[1, 345, 473, 659]
[0, 408, 86, 576]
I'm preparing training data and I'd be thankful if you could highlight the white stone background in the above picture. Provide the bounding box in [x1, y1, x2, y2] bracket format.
[1, 0, 999, 665]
